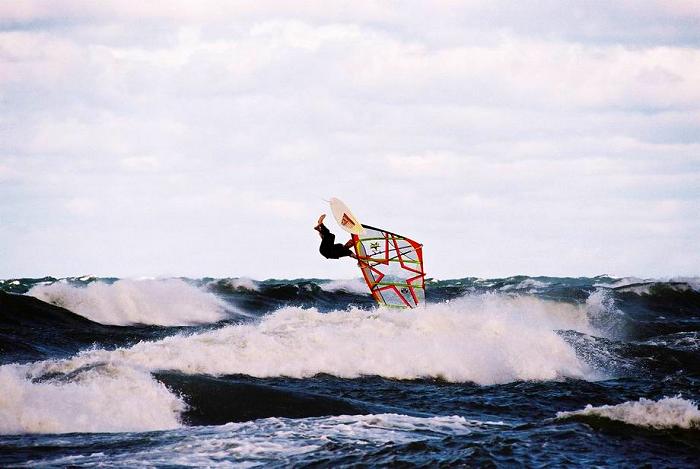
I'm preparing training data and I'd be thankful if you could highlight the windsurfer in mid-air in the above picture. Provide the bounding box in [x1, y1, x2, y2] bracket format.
[314, 214, 357, 259]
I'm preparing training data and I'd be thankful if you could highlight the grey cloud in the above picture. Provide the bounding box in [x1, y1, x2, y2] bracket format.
[1, 3, 698, 278]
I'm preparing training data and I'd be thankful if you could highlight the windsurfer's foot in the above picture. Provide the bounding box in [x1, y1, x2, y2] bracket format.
[316, 214, 326, 227]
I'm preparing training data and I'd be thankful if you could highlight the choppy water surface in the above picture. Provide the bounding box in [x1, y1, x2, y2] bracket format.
[1, 275, 698, 466]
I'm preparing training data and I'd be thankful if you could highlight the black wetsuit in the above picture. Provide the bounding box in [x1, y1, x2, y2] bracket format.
[318, 224, 353, 259]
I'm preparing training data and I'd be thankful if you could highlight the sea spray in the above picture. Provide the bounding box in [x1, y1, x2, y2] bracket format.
[28, 278, 231, 326]
[319, 278, 368, 294]
[218, 277, 261, 292]
[0, 363, 185, 435]
[584, 288, 626, 338]
[34, 294, 601, 385]
[1, 275, 697, 466]
[557, 396, 700, 430]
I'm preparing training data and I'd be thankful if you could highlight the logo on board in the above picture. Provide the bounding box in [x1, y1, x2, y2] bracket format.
[341, 213, 355, 228]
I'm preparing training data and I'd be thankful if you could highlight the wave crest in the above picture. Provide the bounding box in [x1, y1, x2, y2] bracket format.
[0, 364, 185, 435]
[557, 396, 700, 430]
[319, 278, 368, 294]
[38, 294, 602, 385]
[28, 279, 230, 326]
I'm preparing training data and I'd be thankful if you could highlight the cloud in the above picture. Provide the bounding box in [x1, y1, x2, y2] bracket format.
[120, 156, 160, 171]
[0, 3, 698, 278]
[0, 163, 20, 182]
[385, 152, 457, 177]
[64, 197, 98, 216]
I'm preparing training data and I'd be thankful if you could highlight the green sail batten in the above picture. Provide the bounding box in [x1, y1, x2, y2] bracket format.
[361, 257, 421, 265]
[353, 223, 425, 309]
[371, 282, 425, 289]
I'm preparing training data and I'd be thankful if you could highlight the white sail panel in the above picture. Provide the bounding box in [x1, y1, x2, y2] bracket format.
[352, 225, 425, 308]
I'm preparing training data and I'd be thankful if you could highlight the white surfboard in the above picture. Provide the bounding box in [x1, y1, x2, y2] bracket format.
[329, 197, 365, 235]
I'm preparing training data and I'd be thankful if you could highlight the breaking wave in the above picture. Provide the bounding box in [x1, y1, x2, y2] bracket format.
[33, 294, 608, 385]
[319, 278, 369, 294]
[599, 277, 700, 295]
[0, 364, 185, 435]
[28, 279, 230, 326]
[216, 277, 260, 292]
[557, 396, 700, 430]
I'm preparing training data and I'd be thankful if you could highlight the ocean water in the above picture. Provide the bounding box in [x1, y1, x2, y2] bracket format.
[0, 275, 698, 467]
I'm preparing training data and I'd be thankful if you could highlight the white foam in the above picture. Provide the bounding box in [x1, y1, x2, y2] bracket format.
[557, 396, 700, 429]
[0, 363, 185, 435]
[39, 294, 600, 385]
[220, 277, 260, 291]
[500, 278, 549, 291]
[319, 278, 368, 294]
[598, 276, 700, 293]
[601, 277, 650, 289]
[28, 279, 230, 326]
[584, 289, 626, 338]
[637, 332, 700, 352]
[518, 278, 549, 289]
[671, 276, 700, 291]
[25, 414, 495, 465]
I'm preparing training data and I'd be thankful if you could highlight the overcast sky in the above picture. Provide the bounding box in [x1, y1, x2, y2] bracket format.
[1, 1, 699, 280]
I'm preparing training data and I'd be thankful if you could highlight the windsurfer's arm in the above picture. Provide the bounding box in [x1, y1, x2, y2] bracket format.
[344, 238, 357, 259]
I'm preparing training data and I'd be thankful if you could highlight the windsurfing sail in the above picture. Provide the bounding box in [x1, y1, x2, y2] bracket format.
[352, 225, 425, 308]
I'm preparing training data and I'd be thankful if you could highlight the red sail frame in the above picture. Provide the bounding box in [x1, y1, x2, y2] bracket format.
[352, 224, 425, 308]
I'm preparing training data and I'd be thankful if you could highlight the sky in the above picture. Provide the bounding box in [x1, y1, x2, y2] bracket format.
[1, 0, 699, 280]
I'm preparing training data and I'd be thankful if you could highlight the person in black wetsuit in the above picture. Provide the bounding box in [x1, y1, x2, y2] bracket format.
[314, 214, 356, 259]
